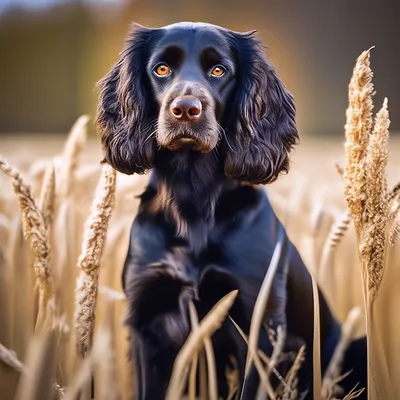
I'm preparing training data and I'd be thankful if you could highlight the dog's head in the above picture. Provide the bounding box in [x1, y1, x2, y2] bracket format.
[97, 22, 298, 184]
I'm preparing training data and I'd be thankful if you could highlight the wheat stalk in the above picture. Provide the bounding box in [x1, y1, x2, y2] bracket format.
[39, 163, 56, 229]
[74, 164, 117, 357]
[311, 274, 322, 400]
[242, 229, 287, 400]
[330, 165, 400, 252]
[230, 317, 273, 372]
[59, 115, 89, 198]
[321, 307, 362, 399]
[245, 229, 286, 375]
[0, 156, 52, 330]
[230, 316, 288, 396]
[166, 290, 238, 400]
[281, 345, 306, 400]
[96, 297, 122, 400]
[64, 335, 100, 400]
[256, 326, 286, 399]
[327, 211, 352, 251]
[361, 98, 390, 297]
[342, 385, 365, 400]
[343, 48, 374, 239]
[343, 50, 393, 400]
[14, 331, 56, 400]
[334, 162, 344, 178]
[318, 209, 351, 302]
[0, 342, 25, 373]
[188, 301, 200, 400]
[389, 209, 400, 246]
[388, 181, 400, 202]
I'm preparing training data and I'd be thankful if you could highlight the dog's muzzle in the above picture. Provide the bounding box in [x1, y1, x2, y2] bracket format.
[157, 84, 218, 153]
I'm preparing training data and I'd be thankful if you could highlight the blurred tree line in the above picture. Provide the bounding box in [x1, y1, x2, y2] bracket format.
[0, 0, 399, 136]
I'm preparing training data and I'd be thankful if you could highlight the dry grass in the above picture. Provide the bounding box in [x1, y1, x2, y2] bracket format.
[74, 164, 117, 358]
[342, 49, 396, 399]
[0, 156, 53, 331]
[322, 307, 362, 399]
[0, 49, 399, 399]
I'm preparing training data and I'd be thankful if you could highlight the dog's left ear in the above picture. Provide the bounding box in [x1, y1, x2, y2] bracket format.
[224, 31, 298, 184]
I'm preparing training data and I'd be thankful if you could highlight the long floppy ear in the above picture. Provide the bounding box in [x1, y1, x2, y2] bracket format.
[224, 31, 298, 184]
[96, 24, 158, 175]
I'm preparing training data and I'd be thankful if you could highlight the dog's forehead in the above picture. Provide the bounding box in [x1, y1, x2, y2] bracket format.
[157, 22, 231, 53]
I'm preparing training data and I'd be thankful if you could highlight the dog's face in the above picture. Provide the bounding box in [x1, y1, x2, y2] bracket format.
[148, 24, 236, 153]
[97, 22, 298, 184]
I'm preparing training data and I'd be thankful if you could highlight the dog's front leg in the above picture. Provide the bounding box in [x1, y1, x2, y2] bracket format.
[125, 253, 196, 400]
[130, 325, 182, 400]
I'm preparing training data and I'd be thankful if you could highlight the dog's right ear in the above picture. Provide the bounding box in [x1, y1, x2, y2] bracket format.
[96, 24, 157, 175]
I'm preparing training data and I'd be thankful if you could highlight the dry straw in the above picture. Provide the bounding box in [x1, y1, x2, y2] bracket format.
[188, 301, 201, 400]
[362, 97, 390, 296]
[321, 307, 362, 399]
[326, 210, 352, 251]
[0, 342, 25, 373]
[38, 163, 56, 230]
[255, 326, 285, 398]
[389, 209, 400, 246]
[327, 170, 400, 255]
[166, 290, 238, 400]
[230, 316, 285, 398]
[281, 345, 306, 399]
[58, 115, 89, 198]
[318, 209, 351, 304]
[311, 274, 322, 400]
[245, 230, 286, 375]
[335, 161, 345, 178]
[14, 331, 56, 400]
[188, 300, 217, 400]
[74, 163, 117, 358]
[0, 156, 52, 330]
[242, 229, 287, 400]
[343, 48, 394, 399]
[343, 48, 374, 240]
[96, 296, 122, 400]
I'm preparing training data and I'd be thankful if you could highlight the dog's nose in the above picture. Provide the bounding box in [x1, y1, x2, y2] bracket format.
[170, 96, 202, 120]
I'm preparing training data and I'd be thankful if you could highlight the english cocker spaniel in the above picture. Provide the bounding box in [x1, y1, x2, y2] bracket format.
[96, 22, 367, 400]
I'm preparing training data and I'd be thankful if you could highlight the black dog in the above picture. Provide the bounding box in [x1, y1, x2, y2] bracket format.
[96, 22, 367, 399]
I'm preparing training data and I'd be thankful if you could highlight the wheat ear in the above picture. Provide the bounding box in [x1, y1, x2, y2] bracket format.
[74, 164, 117, 357]
[362, 98, 390, 297]
[0, 156, 52, 330]
[39, 163, 56, 229]
[343, 48, 374, 238]
[343, 50, 393, 400]
[327, 210, 352, 250]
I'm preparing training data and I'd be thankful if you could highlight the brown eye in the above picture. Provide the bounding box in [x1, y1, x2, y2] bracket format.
[210, 65, 226, 77]
[154, 64, 171, 77]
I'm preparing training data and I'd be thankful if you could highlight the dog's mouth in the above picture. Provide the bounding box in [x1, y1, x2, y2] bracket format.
[162, 134, 214, 153]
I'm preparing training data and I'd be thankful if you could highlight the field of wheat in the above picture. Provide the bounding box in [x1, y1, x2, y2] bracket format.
[0, 50, 399, 400]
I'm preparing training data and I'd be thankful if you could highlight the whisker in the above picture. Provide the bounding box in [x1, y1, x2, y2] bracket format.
[218, 124, 236, 153]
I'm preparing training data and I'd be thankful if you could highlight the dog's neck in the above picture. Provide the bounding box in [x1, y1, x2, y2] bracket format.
[144, 149, 236, 251]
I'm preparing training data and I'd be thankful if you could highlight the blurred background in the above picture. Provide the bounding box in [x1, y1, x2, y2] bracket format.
[1, 2, 400, 399]
[0, 0, 399, 137]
